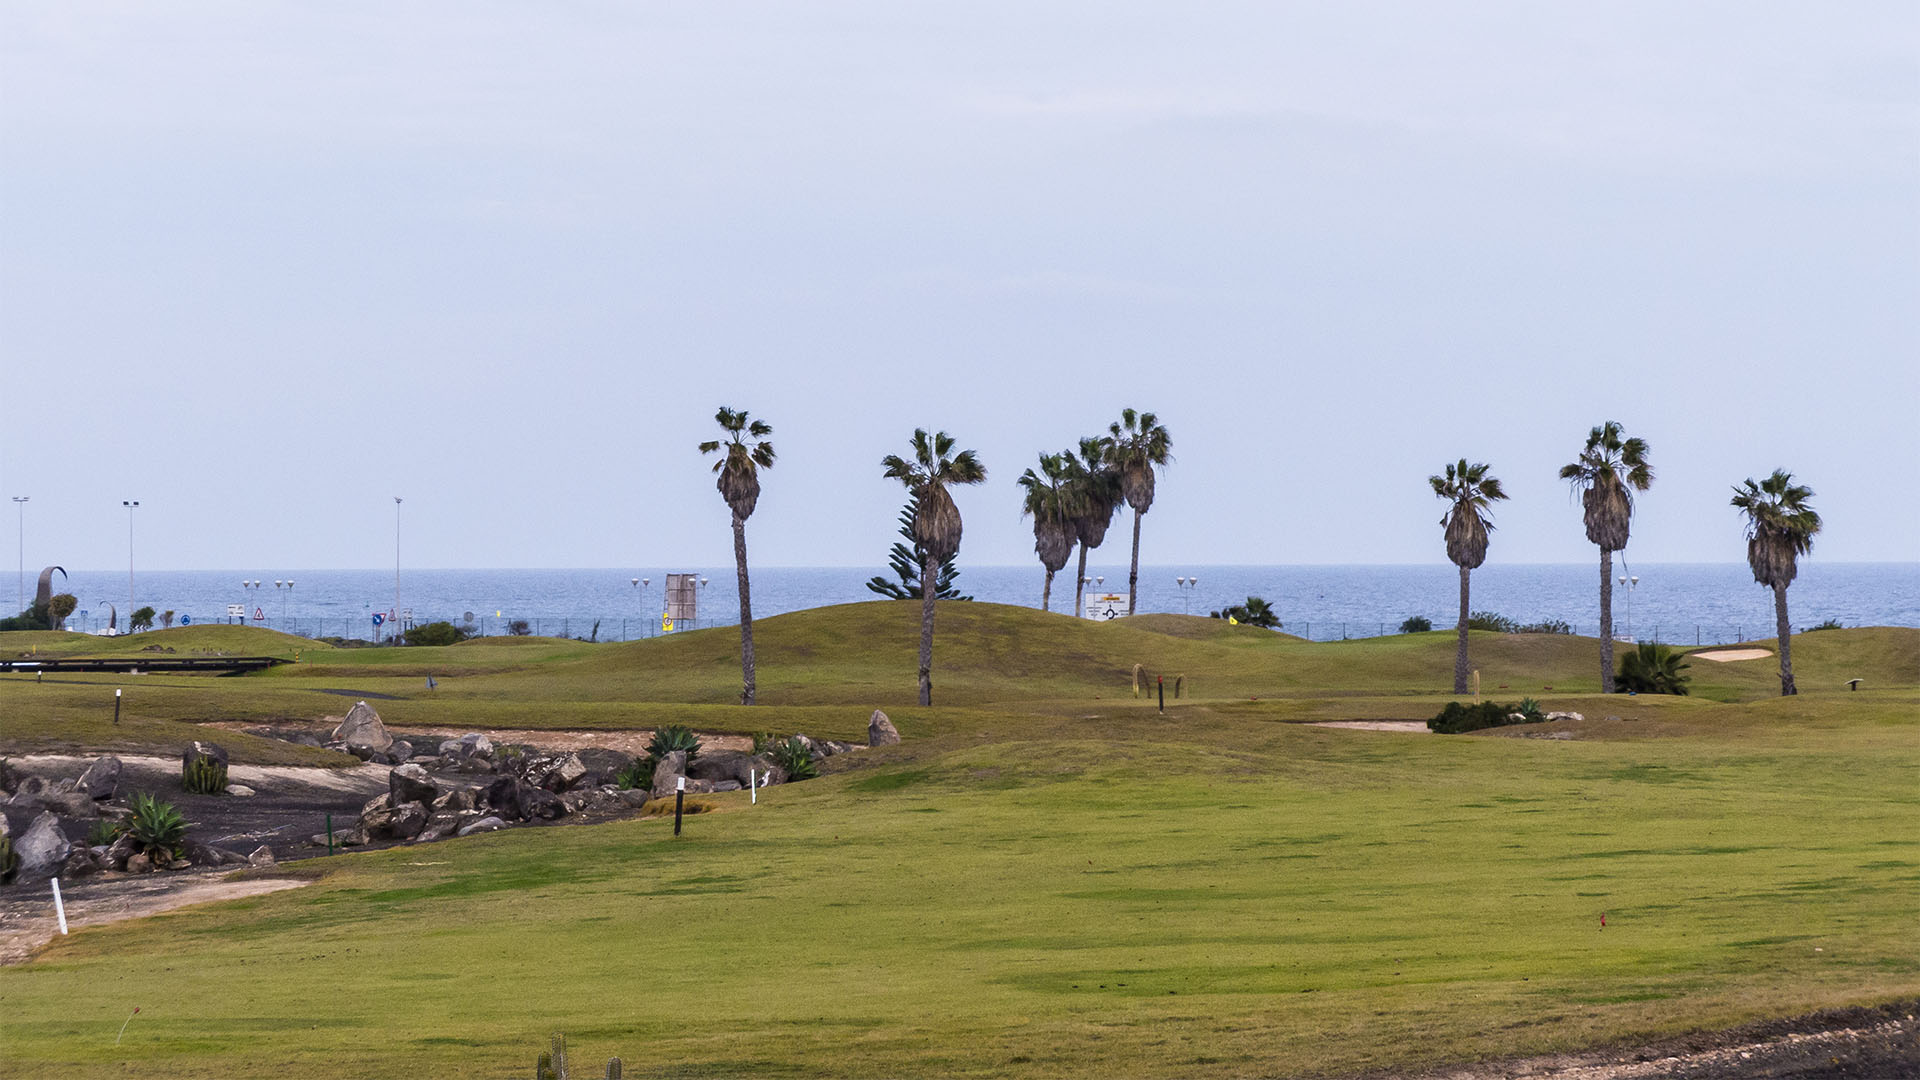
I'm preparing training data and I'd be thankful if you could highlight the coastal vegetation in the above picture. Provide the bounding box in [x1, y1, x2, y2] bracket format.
[863, 494, 972, 602]
[1108, 407, 1172, 616]
[1560, 421, 1655, 694]
[881, 429, 987, 705]
[1732, 469, 1822, 696]
[1016, 450, 1076, 612]
[1430, 458, 1508, 694]
[1065, 435, 1123, 616]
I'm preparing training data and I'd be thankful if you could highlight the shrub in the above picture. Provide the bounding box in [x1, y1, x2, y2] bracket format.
[1618, 643, 1691, 695]
[614, 758, 655, 791]
[1807, 618, 1844, 632]
[646, 725, 702, 765]
[1466, 611, 1519, 633]
[1399, 616, 1432, 633]
[751, 731, 781, 756]
[506, 619, 532, 636]
[1517, 619, 1572, 635]
[640, 796, 714, 816]
[183, 754, 229, 795]
[1516, 697, 1545, 722]
[771, 737, 818, 780]
[0, 834, 16, 883]
[1426, 700, 1546, 734]
[403, 621, 471, 647]
[87, 819, 125, 847]
[1209, 596, 1281, 629]
[125, 793, 189, 859]
[130, 606, 157, 632]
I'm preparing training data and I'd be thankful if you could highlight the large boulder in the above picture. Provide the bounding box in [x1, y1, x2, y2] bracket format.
[432, 788, 478, 815]
[532, 752, 588, 793]
[248, 845, 276, 867]
[413, 812, 463, 843]
[688, 750, 759, 786]
[574, 748, 636, 786]
[8, 775, 48, 807]
[330, 701, 392, 754]
[456, 815, 507, 837]
[388, 739, 414, 763]
[358, 792, 395, 834]
[650, 750, 688, 799]
[77, 755, 122, 800]
[15, 812, 70, 881]
[479, 777, 565, 821]
[440, 732, 494, 761]
[389, 763, 438, 806]
[387, 801, 430, 840]
[868, 709, 900, 747]
[42, 790, 98, 819]
[0, 757, 14, 796]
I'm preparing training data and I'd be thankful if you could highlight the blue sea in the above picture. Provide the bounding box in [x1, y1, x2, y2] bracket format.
[24, 562, 1919, 645]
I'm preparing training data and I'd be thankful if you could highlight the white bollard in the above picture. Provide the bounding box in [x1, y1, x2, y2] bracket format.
[51, 877, 69, 935]
[749, 768, 757, 804]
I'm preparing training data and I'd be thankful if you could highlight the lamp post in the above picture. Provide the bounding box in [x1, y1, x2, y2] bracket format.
[1618, 573, 1639, 643]
[241, 579, 263, 624]
[11, 496, 25, 616]
[393, 497, 403, 639]
[122, 500, 139, 610]
[1176, 575, 1198, 615]
[632, 577, 651, 637]
[276, 579, 294, 624]
[698, 576, 708, 630]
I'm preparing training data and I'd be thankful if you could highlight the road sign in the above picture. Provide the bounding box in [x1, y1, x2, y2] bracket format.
[226, 604, 246, 619]
[253, 607, 265, 621]
[1082, 592, 1131, 621]
[179, 614, 191, 625]
[371, 613, 386, 626]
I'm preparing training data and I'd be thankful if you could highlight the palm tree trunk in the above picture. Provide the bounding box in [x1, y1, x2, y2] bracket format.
[1073, 543, 1088, 617]
[1774, 581, 1796, 696]
[1454, 563, 1471, 694]
[1127, 509, 1143, 616]
[1599, 547, 1615, 694]
[918, 554, 936, 706]
[733, 514, 755, 705]
[1041, 568, 1053, 612]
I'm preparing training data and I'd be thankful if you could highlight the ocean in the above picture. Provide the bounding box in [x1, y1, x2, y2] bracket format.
[23, 562, 1919, 645]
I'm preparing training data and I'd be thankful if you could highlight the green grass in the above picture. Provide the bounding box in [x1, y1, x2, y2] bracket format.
[2, 610, 1916, 1077]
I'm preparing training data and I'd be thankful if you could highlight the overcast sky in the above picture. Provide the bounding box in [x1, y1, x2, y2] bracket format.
[3, 2, 1915, 572]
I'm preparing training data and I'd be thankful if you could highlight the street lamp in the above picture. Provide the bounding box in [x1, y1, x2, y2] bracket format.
[11, 496, 26, 616]
[393, 497, 403, 636]
[122, 500, 139, 610]
[276, 579, 294, 624]
[1618, 573, 1639, 642]
[1176, 575, 1198, 615]
[632, 576, 652, 637]
[242, 579, 263, 624]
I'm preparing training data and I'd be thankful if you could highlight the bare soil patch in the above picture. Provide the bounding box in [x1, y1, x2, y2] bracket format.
[0, 869, 308, 965]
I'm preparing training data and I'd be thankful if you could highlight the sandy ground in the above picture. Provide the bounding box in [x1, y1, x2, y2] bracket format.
[0, 869, 309, 965]
[204, 720, 753, 756]
[1693, 648, 1775, 662]
[13, 753, 390, 793]
[1313, 720, 1431, 733]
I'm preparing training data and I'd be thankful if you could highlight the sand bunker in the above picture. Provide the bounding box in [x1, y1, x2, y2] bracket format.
[1312, 720, 1430, 733]
[1693, 648, 1774, 663]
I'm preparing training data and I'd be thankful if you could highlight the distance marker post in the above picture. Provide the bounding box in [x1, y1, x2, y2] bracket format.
[1157, 675, 1165, 714]
[674, 776, 686, 836]
[114, 688, 122, 725]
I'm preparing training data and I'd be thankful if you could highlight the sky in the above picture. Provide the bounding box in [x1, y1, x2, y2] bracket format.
[2, 2, 1915, 572]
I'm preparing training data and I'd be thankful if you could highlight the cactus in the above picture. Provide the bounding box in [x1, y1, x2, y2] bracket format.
[182, 754, 228, 795]
[550, 1032, 568, 1080]
[605, 1058, 622, 1080]
[536, 1050, 553, 1080]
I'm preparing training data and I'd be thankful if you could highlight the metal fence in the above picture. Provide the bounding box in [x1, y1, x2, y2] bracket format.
[53, 611, 1793, 647]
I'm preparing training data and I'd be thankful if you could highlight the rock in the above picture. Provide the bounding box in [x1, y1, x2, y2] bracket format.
[105, 832, 137, 870]
[480, 777, 564, 821]
[1545, 711, 1585, 723]
[330, 701, 393, 754]
[60, 846, 99, 878]
[43, 790, 99, 819]
[166, 856, 191, 871]
[183, 741, 229, 790]
[688, 750, 759, 785]
[559, 791, 594, 814]
[868, 709, 900, 746]
[650, 750, 688, 799]
[413, 812, 462, 843]
[359, 792, 395, 834]
[712, 780, 742, 792]
[0, 757, 14, 795]
[248, 845, 276, 867]
[752, 754, 788, 786]
[617, 788, 652, 807]
[184, 842, 248, 867]
[456, 756, 497, 774]
[456, 815, 507, 837]
[822, 740, 861, 756]
[126, 852, 153, 873]
[9, 775, 49, 805]
[387, 801, 430, 839]
[225, 784, 256, 797]
[77, 755, 122, 799]
[388, 739, 414, 762]
[14, 812, 70, 880]
[389, 763, 439, 806]
[51, 777, 77, 794]
[534, 752, 588, 793]
[432, 788, 478, 815]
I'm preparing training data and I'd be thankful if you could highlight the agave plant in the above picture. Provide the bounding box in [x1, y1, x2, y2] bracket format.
[771, 737, 818, 780]
[125, 793, 189, 860]
[1618, 643, 1691, 696]
[646, 725, 702, 765]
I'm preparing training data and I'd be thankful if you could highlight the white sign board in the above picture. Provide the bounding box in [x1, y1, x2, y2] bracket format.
[226, 604, 246, 618]
[1082, 592, 1131, 621]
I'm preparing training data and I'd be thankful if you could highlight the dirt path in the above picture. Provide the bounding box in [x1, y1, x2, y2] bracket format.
[0, 869, 309, 965]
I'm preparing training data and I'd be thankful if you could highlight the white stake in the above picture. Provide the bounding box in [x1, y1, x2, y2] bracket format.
[750, 768, 757, 804]
[51, 877, 68, 935]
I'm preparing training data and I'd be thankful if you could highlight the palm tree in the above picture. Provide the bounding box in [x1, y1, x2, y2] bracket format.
[1731, 469, 1821, 696]
[1559, 421, 1653, 693]
[882, 429, 986, 706]
[1017, 451, 1078, 612]
[699, 407, 775, 705]
[1064, 436, 1122, 616]
[1431, 459, 1509, 693]
[1107, 409, 1172, 616]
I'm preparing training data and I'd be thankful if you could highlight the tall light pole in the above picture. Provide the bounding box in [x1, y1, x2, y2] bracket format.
[276, 579, 293, 624]
[122, 500, 140, 610]
[1176, 575, 1198, 615]
[11, 496, 26, 615]
[1618, 572, 1639, 643]
[393, 497, 403, 638]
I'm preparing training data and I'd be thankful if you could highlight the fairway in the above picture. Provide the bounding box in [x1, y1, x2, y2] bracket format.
[2, 612, 1916, 1077]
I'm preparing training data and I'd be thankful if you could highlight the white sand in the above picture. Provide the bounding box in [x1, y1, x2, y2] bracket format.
[1693, 648, 1774, 663]
[1311, 720, 1430, 733]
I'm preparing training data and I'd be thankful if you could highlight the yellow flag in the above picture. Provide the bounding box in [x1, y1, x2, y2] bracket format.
[662, 615, 674, 632]
[1228, 615, 1239, 625]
